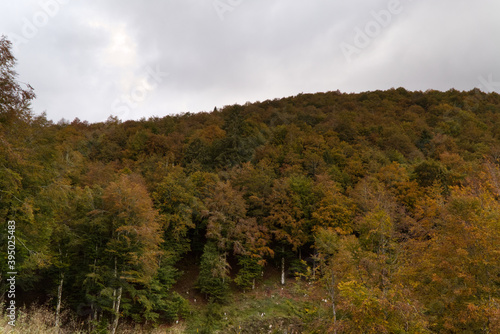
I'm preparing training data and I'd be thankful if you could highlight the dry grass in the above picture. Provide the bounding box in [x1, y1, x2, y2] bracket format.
[1, 303, 85, 334]
[1, 303, 185, 334]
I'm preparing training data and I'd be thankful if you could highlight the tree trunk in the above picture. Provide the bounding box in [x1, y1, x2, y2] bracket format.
[112, 257, 117, 311]
[331, 274, 337, 334]
[312, 249, 317, 280]
[281, 256, 285, 285]
[110, 256, 121, 334]
[110, 286, 122, 334]
[55, 273, 64, 328]
[112, 289, 116, 312]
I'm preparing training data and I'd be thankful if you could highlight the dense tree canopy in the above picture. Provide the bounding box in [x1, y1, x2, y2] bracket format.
[1, 37, 500, 332]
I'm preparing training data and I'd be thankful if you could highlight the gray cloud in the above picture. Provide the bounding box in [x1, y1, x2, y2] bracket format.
[1, 0, 499, 123]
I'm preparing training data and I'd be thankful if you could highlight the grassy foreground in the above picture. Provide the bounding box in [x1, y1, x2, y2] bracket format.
[1, 277, 329, 334]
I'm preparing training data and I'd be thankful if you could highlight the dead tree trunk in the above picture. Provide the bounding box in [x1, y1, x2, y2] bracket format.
[281, 256, 285, 285]
[110, 286, 122, 334]
[331, 274, 337, 334]
[55, 273, 64, 328]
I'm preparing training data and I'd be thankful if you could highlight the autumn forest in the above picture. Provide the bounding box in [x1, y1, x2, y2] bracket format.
[1, 37, 500, 333]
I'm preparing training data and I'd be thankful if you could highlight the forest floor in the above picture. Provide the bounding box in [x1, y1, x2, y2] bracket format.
[164, 259, 328, 333]
[1, 261, 329, 333]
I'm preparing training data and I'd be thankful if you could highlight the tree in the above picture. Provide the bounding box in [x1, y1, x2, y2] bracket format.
[401, 179, 500, 332]
[313, 228, 353, 333]
[197, 242, 231, 303]
[204, 180, 247, 252]
[413, 159, 446, 188]
[89, 174, 164, 332]
[311, 174, 355, 235]
[203, 180, 272, 290]
[211, 105, 265, 168]
[230, 160, 276, 218]
[152, 166, 200, 257]
[265, 175, 317, 252]
[0, 35, 35, 123]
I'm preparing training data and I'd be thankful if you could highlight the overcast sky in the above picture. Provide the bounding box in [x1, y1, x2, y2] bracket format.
[2, 0, 500, 123]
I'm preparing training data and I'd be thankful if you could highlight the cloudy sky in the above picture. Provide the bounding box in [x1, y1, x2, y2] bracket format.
[1, 0, 499, 123]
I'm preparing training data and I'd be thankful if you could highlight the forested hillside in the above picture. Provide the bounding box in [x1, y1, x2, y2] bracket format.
[1, 37, 500, 333]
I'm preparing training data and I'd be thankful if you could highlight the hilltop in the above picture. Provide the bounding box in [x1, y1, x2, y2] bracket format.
[2, 85, 500, 333]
